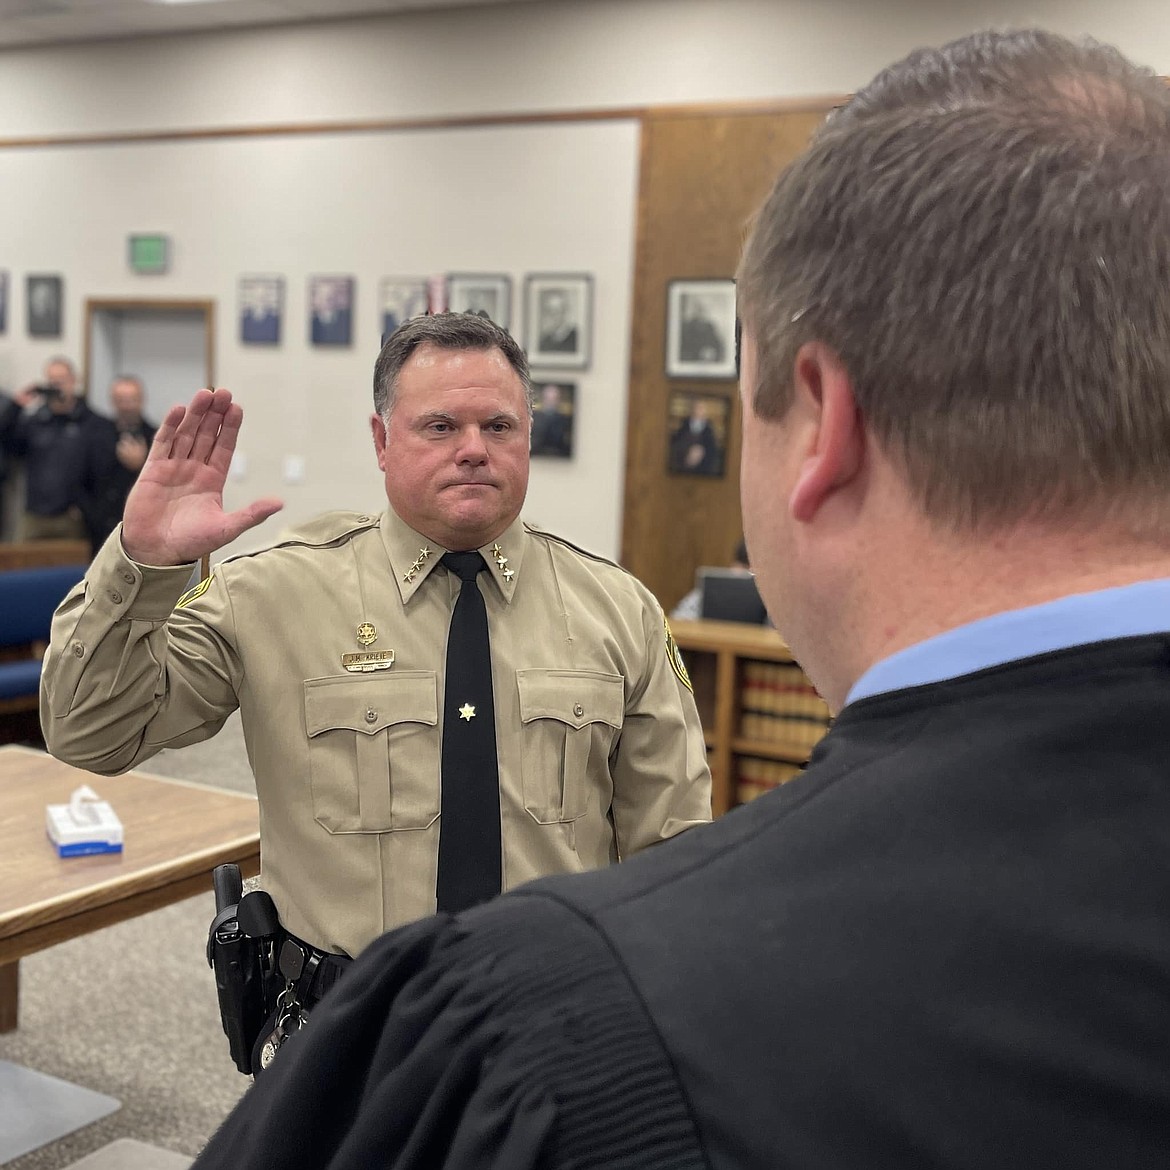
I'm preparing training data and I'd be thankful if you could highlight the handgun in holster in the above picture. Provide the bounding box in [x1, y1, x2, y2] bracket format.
[206, 863, 281, 1076]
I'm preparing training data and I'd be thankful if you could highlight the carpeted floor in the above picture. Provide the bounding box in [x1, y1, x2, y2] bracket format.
[0, 714, 258, 1170]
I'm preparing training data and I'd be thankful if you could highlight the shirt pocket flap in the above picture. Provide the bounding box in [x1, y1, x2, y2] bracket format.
[305, 672, 438, 737]
[517, 669, 624, 731]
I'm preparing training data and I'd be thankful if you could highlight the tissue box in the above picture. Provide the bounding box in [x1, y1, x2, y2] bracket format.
[46, 785, 123, 857]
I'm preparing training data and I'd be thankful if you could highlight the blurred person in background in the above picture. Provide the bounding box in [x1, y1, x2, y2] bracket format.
[0, 356, 117, 552]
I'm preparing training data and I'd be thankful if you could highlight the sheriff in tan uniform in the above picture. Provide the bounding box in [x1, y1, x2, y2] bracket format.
[42, 508, 709, 955]
[39, 313, 711, 960]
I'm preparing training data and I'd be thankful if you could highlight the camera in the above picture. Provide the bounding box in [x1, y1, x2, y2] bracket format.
[36, 385, 63, 402]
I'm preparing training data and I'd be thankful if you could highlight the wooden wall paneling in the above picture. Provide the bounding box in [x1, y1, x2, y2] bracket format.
[622, 108, 829, 612]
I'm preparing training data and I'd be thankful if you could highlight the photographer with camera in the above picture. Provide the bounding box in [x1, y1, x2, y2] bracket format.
[0, 357, 118, 552]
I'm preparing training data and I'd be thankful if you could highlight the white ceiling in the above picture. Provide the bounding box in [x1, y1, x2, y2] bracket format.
[0, 0, 544, 49]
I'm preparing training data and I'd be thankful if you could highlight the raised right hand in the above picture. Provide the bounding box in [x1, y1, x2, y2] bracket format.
[120, 388, 283, 566]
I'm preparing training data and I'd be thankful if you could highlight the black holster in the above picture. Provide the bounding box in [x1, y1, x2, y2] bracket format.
[206, 864, 280, 1076]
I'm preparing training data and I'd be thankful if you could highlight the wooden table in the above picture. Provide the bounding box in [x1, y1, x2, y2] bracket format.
[0, 745, 259, 1032]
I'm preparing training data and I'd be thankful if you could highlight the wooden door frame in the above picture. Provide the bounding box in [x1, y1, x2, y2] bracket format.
[82, 296, 216, 398]
[82, 296, 216, 579]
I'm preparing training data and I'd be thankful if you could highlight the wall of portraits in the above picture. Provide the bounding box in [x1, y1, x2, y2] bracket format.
[0, 120, 639, 560]
[0, 0, 1158, 576]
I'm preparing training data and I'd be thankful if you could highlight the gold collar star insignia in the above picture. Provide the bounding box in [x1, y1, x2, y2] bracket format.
[459, 703, 476, 721]
[489, 543, 515, 583]
[402, 545, 433, 584]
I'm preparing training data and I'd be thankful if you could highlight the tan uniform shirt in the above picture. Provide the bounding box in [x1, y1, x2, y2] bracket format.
[41, 508, 711, 956]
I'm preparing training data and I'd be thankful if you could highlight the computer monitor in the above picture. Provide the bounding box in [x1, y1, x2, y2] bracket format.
[697, 567, 768, 624]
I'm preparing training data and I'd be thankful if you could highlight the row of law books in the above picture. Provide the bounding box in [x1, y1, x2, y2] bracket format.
[738, 660, 832, 750]
[736, 757, 804, 804]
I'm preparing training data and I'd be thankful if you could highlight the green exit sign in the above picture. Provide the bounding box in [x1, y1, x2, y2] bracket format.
[128, 234, 170, 274]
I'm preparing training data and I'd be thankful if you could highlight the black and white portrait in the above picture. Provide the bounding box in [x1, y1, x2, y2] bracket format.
[240, 275, 283, 346]
[27, 274, 63, 339]
[667, 390, 730, 478]
[665, 279, 738, 379]
[380, 278, 429, 343]
[530, 381, 576, 459]
[447, 274, 512, 328]
[524, 274, 592, 370]
[309, 276, 355, 347]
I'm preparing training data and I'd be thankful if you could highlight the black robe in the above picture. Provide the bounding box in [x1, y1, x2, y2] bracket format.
[193, 633, 1170, 1169]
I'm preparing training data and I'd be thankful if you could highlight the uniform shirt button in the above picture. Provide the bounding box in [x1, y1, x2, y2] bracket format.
[365, 708, 378, 724]
[358, 514, 371, 523]
[110, 590, 123, 605]
[71, 641, 85, 658]
[121, 571, 135, 584]
[573, 703, 584, 718]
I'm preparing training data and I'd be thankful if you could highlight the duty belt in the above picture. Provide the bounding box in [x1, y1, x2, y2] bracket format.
[254, 931, 354, 1072]
[208, 864, 355, 1076]
[277, 931, 352, 1010]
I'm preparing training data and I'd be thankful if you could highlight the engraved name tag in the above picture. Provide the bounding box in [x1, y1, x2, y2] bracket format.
[341, 650, 395, 673]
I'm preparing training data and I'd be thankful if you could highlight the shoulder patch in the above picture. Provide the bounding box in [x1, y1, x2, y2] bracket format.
[664, 616, 692, 692]
[176, 575, 213, 609]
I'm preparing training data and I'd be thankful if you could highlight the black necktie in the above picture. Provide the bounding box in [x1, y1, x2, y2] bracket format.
[436, 551, 502, 913]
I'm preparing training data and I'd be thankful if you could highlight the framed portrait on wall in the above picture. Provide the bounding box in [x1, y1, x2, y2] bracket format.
[523, 273, 592, 370]
[309, 276, 355, 347]
[666, 389, 731, 478]
[0, 271, 8, 333]
[239, 275, 283, 345]
[665, 278, 738, 379]
[447, 273, 512, 328]
[379, 277, 429, 344]
[27, 274, 63, 338]
[530, 380, 576, 459]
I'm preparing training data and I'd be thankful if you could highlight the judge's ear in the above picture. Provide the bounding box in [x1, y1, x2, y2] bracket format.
[788, 341, 864, 524]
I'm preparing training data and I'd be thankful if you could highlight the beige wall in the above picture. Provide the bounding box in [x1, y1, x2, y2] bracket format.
[0, 121, 639, 556]
[3, 0, 1170, 138]
[1, 0, 1167, 562]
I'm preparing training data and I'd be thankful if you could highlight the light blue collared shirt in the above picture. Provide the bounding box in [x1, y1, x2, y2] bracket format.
[846, 578, 1170, 706]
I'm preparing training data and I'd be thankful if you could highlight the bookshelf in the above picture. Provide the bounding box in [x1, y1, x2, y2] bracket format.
[670, 618, 832, 817]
